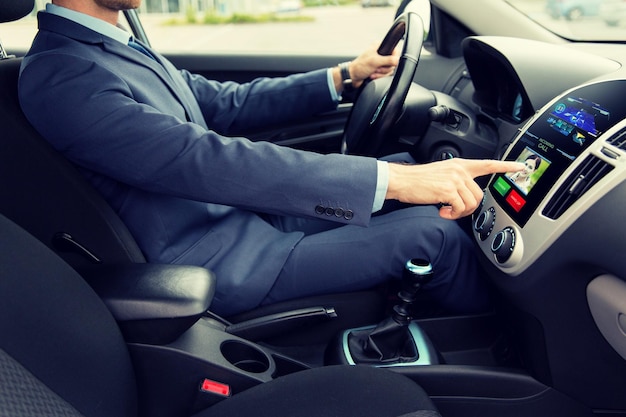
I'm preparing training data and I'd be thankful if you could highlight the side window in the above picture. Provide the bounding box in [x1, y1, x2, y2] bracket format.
[1, 0, 430, 56]
[140, 1, 406, 55]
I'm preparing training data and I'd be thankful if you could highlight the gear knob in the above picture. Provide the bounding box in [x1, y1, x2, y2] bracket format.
[392, 259, 433, 325]
[402, 258, 433, 290]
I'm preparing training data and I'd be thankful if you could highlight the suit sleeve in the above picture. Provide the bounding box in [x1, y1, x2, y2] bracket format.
[180, 68, 337, 135]
[19, 52, 379, 226]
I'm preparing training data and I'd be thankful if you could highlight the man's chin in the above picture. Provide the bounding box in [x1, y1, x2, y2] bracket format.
[96, 0, 142, 12]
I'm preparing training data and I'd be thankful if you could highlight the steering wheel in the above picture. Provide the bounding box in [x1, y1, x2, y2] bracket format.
[341, 12, 424, 157]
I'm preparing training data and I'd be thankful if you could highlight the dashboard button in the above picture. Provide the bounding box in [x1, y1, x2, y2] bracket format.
[491, 227, 516, 264]
[474, 207, 495, 241]
[493, 177, 511, 197]
[506, 190, 526, 212]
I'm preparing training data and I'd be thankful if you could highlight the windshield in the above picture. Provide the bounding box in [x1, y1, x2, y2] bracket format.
[507, 0, 626, 41]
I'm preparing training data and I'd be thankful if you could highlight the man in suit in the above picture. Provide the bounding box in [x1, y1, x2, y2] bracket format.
[19, 0, 523, 316]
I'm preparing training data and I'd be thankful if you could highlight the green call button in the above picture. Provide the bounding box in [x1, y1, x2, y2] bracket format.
[493, 176, 511, 197]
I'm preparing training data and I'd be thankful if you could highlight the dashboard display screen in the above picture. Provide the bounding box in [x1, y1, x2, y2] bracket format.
[489, 80, 626, 227]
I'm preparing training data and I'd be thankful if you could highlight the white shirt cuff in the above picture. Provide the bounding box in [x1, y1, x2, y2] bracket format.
[373, 160, 389, 213]
[327, 68, 341, 102]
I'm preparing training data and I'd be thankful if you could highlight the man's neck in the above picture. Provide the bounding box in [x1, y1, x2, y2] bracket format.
[52, 0, 120, 26]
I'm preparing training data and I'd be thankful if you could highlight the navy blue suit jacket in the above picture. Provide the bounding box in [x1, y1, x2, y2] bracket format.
[18, 12, 379, 315]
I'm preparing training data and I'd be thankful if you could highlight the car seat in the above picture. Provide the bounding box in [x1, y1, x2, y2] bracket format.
[0, 212, 440, 417]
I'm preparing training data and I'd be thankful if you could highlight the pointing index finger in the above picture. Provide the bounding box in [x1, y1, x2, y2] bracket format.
[463, 159, 526, 179]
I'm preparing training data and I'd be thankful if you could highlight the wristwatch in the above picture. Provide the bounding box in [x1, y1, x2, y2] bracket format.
[338, 61, 352, 87]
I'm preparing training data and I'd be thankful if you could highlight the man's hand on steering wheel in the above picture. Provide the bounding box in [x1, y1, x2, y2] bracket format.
[341, 12, 424, 157]
[332, 44, 400, 92]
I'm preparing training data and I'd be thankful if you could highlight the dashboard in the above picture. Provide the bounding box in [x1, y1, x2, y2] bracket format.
[423, 35, 626, 409]
[474, 78, 626, 274]
[458, 37, 626, 277]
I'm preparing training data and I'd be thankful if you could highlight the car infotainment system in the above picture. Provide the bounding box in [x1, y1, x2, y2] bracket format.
[489, 80, 626, 227]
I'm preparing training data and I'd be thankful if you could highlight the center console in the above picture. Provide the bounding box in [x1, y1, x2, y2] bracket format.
[322, 78, 626, 417]
[470, 78, 626, 413]
[473, 79, 626, 274]
[84, 263, 314, 417]
[89, 244, 600, 417]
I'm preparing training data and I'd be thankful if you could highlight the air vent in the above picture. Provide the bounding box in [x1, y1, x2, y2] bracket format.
[605, 127, 626, 151]
[543, 155, 613, 220]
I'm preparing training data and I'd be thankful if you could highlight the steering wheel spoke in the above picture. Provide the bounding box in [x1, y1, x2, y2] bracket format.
[341, 12, 425, 157]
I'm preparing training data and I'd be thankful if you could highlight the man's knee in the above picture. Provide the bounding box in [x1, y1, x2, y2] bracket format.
[398, 210, 471, 257]
[393, 210, 487, 312]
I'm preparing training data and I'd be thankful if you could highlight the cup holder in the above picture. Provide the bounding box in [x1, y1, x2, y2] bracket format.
[221, 340, 270, 374]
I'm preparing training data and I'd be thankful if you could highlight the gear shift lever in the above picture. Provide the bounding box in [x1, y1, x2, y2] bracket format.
[346, 259, 434, 364]
[393, 259, 434, 325]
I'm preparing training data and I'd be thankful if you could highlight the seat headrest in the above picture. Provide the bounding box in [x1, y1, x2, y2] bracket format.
[0, 0, 35, 24]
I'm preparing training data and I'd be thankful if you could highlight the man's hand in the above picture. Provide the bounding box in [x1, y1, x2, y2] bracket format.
[386, 159, 526, 220]
[333, 44, 399, 92]
[350, 44, 400, 88]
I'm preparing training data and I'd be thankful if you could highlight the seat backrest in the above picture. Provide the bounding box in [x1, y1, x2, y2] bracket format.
[0, 54, 146, 269]
[0, 213, 138, 417]
[0, 0, 32, 24]
[0, 0, 143, 269]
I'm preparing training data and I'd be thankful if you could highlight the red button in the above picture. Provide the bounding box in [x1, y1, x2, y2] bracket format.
[200, 379, 231, 397]
[506, 190, 526, 212]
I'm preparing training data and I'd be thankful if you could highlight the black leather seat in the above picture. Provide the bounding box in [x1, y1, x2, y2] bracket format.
[0, 212, 440, 417]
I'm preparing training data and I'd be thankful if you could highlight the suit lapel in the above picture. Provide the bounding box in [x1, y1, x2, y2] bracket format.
[102, 40, 204, 125]
[39, 12, 205, 127]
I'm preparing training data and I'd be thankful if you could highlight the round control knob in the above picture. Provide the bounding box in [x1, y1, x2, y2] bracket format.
[491, 227, 516, 263]
[473, 207, 495, 241]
